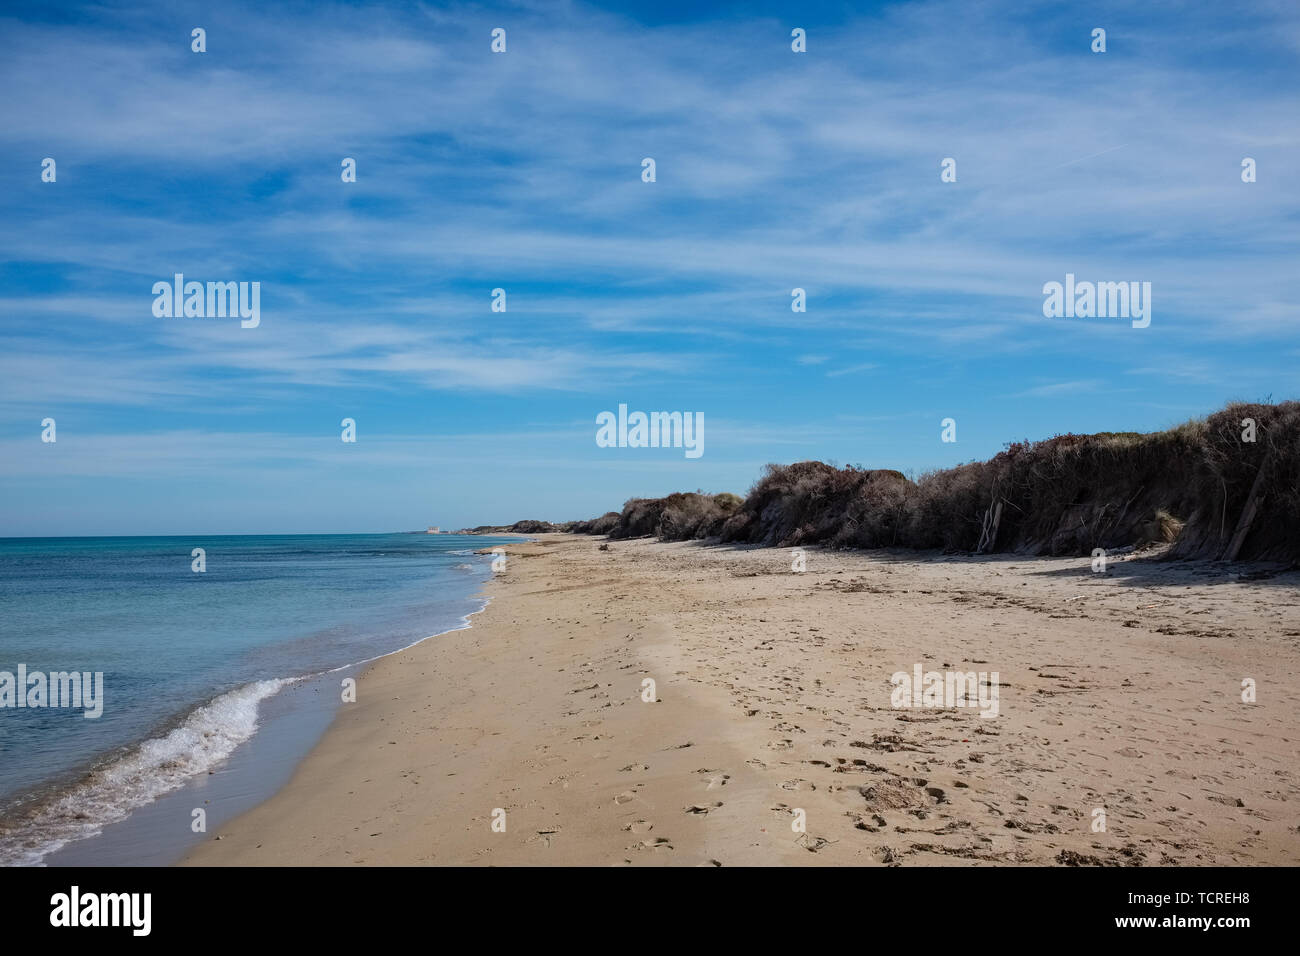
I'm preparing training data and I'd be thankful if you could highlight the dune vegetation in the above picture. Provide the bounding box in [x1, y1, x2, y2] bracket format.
[572, 401, 1300, 562]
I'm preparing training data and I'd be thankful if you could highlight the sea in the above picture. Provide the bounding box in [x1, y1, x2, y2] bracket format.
[0, 532, 516, 866]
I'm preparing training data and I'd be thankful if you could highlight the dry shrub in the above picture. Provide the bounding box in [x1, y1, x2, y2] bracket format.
[718, 462, 914, 548]
[570, 511, 620, 535]
[572, 400, 1300, 560]
[607, 492, 742, 540]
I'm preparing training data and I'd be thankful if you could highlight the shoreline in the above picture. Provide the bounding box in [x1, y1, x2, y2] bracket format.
[184, 534, 1300, 866]
[3, 543, 504, 867]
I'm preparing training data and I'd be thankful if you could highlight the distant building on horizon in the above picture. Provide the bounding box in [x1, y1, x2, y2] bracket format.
[426, 526, 440, 534]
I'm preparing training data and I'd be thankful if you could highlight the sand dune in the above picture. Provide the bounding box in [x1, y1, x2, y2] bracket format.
[186, 535, 1300, 866]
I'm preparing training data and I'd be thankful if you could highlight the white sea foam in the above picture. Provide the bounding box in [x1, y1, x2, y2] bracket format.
[0, 678, 288, 866]
[0, 593, 495, 866]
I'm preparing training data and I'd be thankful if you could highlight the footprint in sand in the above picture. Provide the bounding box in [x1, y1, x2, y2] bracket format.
[854, 813, 889, 832]
[780, 779, 815, 792]
[526, 828, 561, 848]
[632, 837, 674, 851]
[706, 774, 731, 790]
[685, 802, 724, 815]
[614, 790, 637, 805]
[622, 820, 654, 834]
[795, 834, 832, 853]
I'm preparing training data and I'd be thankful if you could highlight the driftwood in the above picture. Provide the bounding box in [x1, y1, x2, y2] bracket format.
[1222, 456, 1271, 561]
[977, 500, 1003, 554]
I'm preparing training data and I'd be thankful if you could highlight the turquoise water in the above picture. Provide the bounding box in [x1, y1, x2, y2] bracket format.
[0, 533, 512, 865]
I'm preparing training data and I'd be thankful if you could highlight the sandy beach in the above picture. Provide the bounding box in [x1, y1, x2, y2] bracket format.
[185, 534, 1300, 866]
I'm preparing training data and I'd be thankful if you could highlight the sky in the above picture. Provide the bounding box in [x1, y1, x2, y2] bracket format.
[1, 0, 1297, 535]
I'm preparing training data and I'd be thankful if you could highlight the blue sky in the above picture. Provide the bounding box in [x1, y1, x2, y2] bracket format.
[1, 0, 1297, 535]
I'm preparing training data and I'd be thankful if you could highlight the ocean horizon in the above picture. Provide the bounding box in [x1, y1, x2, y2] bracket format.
[0, 532, 519, 865]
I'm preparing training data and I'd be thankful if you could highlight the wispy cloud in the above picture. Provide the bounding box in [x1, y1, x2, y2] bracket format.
[1, 0, 1297, 530]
